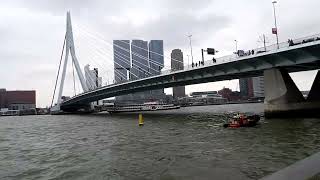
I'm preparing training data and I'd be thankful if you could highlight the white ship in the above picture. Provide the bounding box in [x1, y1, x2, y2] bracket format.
[106, 102, 180, 113]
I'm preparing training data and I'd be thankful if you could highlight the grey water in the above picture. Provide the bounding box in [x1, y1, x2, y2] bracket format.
[1, 103, 320, 180]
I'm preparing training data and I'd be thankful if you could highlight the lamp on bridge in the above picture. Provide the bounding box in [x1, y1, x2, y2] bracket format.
[234, 40, 238, 53]
[272, 1, 279, 49]
[201, 48, 218, 64]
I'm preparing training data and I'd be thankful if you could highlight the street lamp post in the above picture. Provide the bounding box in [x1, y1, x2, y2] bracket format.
[234, 40, 238, 52]
[188, 35, 194, 66]
[272, 1, 279, 49]
[187, 55, 190, 69]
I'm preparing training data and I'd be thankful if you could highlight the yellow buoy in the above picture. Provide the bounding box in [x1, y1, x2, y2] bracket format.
[139, 113, 144, 126]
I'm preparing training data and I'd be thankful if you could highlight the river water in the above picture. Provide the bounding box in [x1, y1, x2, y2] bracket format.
[0, 103, 320, 180]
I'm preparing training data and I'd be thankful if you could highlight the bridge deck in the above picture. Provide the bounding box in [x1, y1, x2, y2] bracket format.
[61, 36, 320, 109]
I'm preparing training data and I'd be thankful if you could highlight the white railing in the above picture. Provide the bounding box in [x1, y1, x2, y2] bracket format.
[162, 33, 320, 75]
[69, 33, 320, 100]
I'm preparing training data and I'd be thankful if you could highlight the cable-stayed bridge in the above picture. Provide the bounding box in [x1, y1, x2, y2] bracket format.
[51, 12, 320, 117]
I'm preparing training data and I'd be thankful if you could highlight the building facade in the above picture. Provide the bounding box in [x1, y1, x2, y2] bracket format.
[113, 40, 130, 83]
[131, 40, 149, 80]
[171, 49, 185, 99]
[149, 40, 165, 99]
[0, 89, 36, 110]
[239, 76, 265, 98]
[218, 88, 241, 101]
[178, 91, 227, 105]
[113, 40, 131, 102]
[113, 39, 166, 104]
[148, 40, 164, 75]
[252, 76, 265, 97]
[239, 78, 254, 98]
[84, 65, 102, 91]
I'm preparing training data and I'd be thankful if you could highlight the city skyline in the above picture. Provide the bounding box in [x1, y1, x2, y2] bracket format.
[1, 0, 319, 107]
[113, 39, 165, 103]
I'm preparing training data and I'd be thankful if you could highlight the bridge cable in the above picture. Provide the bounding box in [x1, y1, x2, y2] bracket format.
[78, 28, 170, 72]
[76, 28, 167, 77]
[50, 33, 66, 108]
[76, 42, 128, 84]
[72, 59, 77, 96]
[76, 24, 184, 66]
[75, 25, 176, 71]
[74, 33, 128, 87]
[76, 33, 140, 79]
[112, 50, 166, 79]
[74, 27, 163, 89]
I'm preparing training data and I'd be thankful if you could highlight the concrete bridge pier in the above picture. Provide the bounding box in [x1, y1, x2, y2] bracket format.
[307, 70, 320, 102]
[264, 68, 320, 118]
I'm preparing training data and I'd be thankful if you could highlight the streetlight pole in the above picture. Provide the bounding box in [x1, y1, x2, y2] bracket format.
[188, 35, 194, 66]
[234, 40, 238, 52]
[272, 1, 279, 49]
[187, 55, 190, 69]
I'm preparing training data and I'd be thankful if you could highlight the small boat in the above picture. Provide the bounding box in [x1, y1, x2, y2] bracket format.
[223, 114, 260, 128]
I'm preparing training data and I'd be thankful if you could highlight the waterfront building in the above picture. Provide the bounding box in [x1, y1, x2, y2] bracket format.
[218, 88, 241, 101]
[113, 39, 166, 104]
[252, 76, 265, 97]
[131, 40, 149, 80]
[113, 40, 130, 83]
[190, 91, 219, 98]
[130, 40, 151, 102]
[84, 65, 102, 90]
[113, 40, 131, 102]
[148, 40, 164, 75]
[178, 91, 227, 105]
[0, 89, 36, 110]
[171, 49, 185, 99]
[149, 40, 165, 100]
[239, 78, 254, 98]
[239, 76, 265, 98]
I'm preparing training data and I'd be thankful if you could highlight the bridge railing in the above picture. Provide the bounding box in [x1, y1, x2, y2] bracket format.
[161, 33, 320, 75]
[75, 33, 320, 97]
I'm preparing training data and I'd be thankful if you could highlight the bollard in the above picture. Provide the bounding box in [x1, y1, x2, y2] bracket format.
[138, 113, 144, 126]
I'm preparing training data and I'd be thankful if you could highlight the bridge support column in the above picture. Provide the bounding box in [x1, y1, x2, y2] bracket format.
[264, 68, 320, 118]
[307, 70, 320, 102]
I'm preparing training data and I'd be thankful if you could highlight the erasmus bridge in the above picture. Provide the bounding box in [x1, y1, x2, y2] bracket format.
[51, 12, 320, 117]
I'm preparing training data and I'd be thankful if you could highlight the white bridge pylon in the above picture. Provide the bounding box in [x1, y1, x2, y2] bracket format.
[56, 12, 88, 108]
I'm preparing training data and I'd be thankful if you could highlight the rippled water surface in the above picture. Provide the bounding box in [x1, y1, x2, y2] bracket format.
[1, 103, 320, 180]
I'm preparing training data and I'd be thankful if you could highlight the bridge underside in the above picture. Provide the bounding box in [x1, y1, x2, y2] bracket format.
[61, 42, 320, 117]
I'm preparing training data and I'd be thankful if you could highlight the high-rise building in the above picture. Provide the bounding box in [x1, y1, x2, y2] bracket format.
[149, 40, 165, 99]
[171, 49, 185, 99]
[171, 49, 184, 71]
[113, 40, 130, 83]
[131, 40, 149, 80]
[239, 76, 264, 98]
[113, 40, 131, 102]
[84, 65, 102, 91]
[252, 76, 265, 97]
[113, 39, 166, 104]
[239, 78, 254, 98]
[149, 40, 164, 75]
[130, 40, 149, 102]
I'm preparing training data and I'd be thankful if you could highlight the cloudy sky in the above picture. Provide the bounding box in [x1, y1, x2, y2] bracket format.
[1, 0, 319, 107]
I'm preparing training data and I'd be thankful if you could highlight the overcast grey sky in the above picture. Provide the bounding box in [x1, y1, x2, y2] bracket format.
[1, 0, 319, 107]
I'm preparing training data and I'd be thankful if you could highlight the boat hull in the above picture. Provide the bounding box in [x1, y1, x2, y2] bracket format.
[107, 104, 180, 113]
[223, 115, 260, 128]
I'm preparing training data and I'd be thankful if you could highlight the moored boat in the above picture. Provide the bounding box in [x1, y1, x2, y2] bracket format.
[106, 102, 180, 113]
